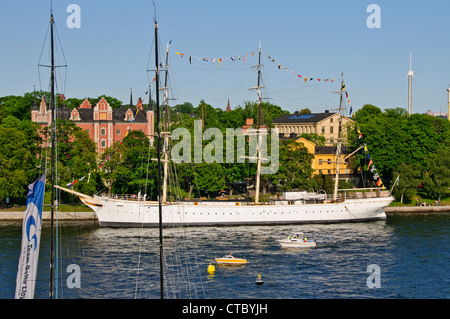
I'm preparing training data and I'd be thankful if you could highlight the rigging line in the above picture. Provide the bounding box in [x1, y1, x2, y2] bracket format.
[134, 202, 147, 299]
[144, 134, 152, 197]
[146, 37, 155, 83]
[53, 22, 68, 95]
[190, 164, 204, 199]
[166, 165, 196, 298]
[38, 20, 51, 70]
[213, 69, 255, 107]
[171, 59, 236, 90]
[176, 216, 206, 298]
[172, 64, 251, 72]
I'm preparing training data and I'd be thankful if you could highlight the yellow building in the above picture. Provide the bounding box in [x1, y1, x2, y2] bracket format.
[296, 137, 356, 178]
[273, 111, 354, 145]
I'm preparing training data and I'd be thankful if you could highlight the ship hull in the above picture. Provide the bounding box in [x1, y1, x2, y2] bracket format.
[80, 196, 393, 227]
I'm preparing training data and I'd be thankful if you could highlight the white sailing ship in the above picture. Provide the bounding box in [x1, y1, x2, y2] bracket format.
[57, 186, 392, 226]
[56, 25, 394, 227]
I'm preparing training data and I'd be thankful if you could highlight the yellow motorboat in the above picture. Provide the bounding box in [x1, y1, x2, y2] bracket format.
[215, 254, 247, 265]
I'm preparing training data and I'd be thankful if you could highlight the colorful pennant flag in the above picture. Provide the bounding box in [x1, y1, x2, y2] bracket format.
[359, 127, 385, 188]
[174, 50, 255, 67]
[265, 54, 336, 84]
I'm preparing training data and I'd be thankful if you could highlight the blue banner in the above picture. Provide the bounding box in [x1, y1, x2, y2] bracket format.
[15, 174, 46, 299]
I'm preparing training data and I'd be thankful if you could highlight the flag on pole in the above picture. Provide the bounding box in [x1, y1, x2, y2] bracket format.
[15, 174, 46, 299]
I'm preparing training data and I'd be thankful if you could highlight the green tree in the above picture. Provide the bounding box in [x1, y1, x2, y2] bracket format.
[299, 133, 326, 146]
[351, 104, 450, 192]
[64, 97, 83, 108]
[0, 127, 37, 205]
[186, 163, 226, 197]
[101, 130, 154, 197]
[270, 139, 314, 191]
[422, 148, 450, 202]
[392, 163, 421, 203]
[174, 102, 194, 114]
[64, 129, 99, 198]
[241, 101, 288, 128]
[88, 95, 123, 109]
[312, 174, 334, 194]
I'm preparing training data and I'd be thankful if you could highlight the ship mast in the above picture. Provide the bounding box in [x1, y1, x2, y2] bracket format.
[249, 42, 264, 204]
[49, 12, 56, 299]
[154, 19, 164, 299]
[161, 41, 171, 203]
[332, 73, 345, 201]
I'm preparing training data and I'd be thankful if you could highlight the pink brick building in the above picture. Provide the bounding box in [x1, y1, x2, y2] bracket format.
[31, 96, 154, 155]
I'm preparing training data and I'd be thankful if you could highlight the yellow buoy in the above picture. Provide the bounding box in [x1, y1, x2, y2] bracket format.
[207, 263, 215, 273]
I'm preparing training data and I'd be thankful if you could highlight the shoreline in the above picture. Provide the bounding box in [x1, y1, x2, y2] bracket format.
[0, 211, 97, 221]
[384, 205, 450, 214]
[0, 205, 448, 221]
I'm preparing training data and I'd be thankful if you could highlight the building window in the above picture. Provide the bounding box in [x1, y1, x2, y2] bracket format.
[327, 159, 331, 164]
[321, 127, 325, 134]
[330, 118, 333, 123]
[101, 128, 106, 136]
[319, 170, 322, 174]
[86, 129, 90, 134]
[328, 169, 331, 174]
[116, 129, 121, 135]
[101, 139, 106, 148]
[139, 129, 143, 132]
[330, 126, 334, 134]
[319, 159, 323, 165]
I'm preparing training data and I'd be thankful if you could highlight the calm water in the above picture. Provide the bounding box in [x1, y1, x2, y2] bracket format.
[1, 214, 448, 299]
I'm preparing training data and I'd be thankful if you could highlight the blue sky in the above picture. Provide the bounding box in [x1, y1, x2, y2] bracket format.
[0, 0, 449, 115]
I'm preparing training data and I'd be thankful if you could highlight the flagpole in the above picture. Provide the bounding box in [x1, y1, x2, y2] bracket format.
[390, 175, 400, 195]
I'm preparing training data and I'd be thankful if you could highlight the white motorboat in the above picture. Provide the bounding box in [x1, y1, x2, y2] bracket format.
[278, 232, 317, 248]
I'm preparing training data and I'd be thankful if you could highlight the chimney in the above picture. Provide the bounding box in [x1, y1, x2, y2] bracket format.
[130, 88, 133, 108]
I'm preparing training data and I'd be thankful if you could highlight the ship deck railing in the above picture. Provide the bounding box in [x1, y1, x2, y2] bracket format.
[106, 194, 148, 201]
[103, 188, 391, 204]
